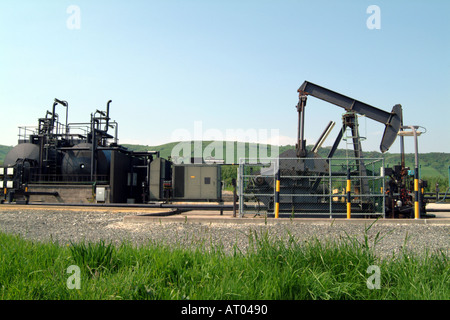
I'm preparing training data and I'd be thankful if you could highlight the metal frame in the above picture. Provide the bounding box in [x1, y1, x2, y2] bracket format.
[238, 157, 385, 218]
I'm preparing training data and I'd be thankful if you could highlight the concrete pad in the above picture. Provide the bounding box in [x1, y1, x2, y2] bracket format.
[426, 203, 450, 210]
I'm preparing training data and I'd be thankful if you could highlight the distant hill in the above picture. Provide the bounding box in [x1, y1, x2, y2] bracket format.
[122, 141, 449, 177]
[315, 146, 450, 179]
[0, 145, 13, 165]
[122, 141, 293, 163]
[119, 142, 449, 191]
[1, 142, 449, 183]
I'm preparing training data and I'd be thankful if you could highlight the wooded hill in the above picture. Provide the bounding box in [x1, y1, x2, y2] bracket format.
[122, 141, 449, 176]
[122, 141, 450, 191]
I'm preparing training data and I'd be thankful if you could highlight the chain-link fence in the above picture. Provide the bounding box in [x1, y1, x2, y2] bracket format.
[238, 157, 385, 218]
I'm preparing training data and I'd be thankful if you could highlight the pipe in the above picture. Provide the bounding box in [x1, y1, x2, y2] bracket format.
[108, 121, 118, 144]
[50, 102, 57, 133]
[90, 113, 95, 181]
[105, 100, 112, 132]
[412, 126, 420, 219]
[312, 121, 335, 153]
[6, 202, 235, 211]
[296, 96, 307, 157]
[400, 116, 405, 172]
[131, 151, 160, 157]
[65, 101, 69, 137]
[24, 191, 59, 197]
[424, 208, 450, 212]
[54, 98, 69, 136]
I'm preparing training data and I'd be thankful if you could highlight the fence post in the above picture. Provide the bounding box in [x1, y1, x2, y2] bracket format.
[238, 160, 243, 218]
[275, 169, 280, 219]
[382, 158, 386, 218]
[346, 168, 351, 219]
[329, 158, 332, 218]
[232, 178, 237, 218]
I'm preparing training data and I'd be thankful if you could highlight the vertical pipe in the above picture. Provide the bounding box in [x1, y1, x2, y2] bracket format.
[400, 118, 405, 167]
[90, 113, 95, 182]
[296, 96, 307, 157]
[413, 127, 420, 219]
[297, 102, 301, 148]
[275, 169, 280, 219]
[346, 168, 351, 219]
[51, 102, 57, 134]
[114, 122, 118, 144]
[65, 102, 69, 137]
[299, 104, 305, 148]
[105, 100, 112, 132]
[382, 158, 386, 218]
[329, 158, 332, 219]
[238, 162, 243, 218]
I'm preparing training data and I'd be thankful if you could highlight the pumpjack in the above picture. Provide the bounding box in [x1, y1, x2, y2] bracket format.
[244, 80, 425, 217]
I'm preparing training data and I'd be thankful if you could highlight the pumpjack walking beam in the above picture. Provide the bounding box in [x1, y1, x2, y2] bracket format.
[296, 80, 403, 196]
[297, 81, 403, 153]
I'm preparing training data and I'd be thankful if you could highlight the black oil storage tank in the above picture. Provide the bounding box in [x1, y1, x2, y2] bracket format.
[61, 143, 110, 182]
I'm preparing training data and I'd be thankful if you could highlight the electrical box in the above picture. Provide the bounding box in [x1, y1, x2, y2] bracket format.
[96, 187, 106, 202]
[173, 164, 221, 201]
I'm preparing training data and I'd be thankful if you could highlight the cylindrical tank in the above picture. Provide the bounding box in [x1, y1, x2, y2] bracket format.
[3, 143, 40, 166]
[61, 143, 110, 177]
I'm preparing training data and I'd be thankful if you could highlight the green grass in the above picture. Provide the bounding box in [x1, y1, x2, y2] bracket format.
[0, 226, 448, 300]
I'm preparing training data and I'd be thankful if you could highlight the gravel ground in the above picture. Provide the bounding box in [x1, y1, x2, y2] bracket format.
[0, 207, 448, 259]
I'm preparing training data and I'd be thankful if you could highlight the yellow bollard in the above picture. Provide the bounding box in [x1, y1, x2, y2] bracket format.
[414, 177, 419, 219]
[275, 177, 280, 219]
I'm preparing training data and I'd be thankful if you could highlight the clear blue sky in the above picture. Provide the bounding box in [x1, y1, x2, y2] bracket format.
[1, 0, 449, 155]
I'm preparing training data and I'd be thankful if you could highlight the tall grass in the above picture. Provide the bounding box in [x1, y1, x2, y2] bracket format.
[0, 227, 448, 300]
[69, 240, 117, 276]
